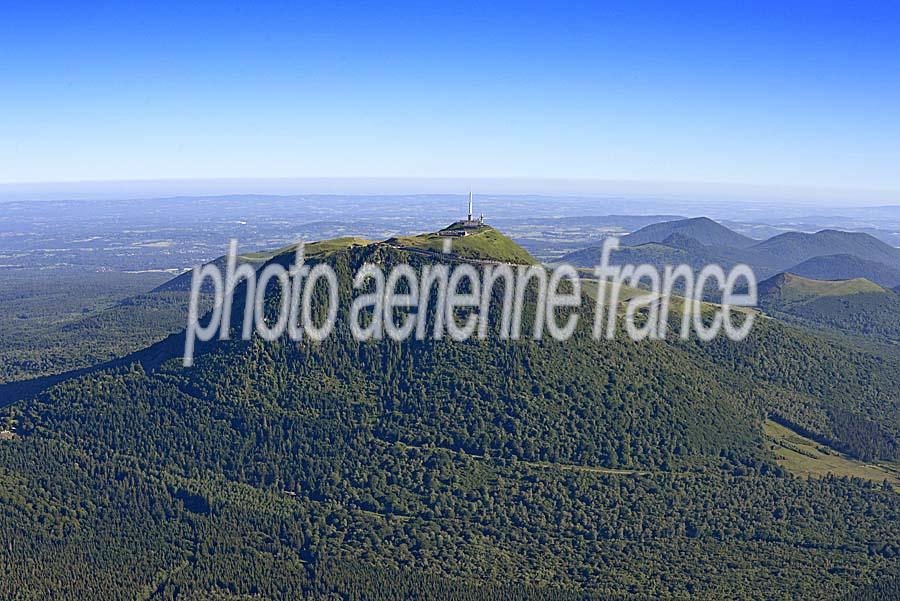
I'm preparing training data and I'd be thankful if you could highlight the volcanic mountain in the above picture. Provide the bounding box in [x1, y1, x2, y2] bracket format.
[1, 225, 898, 599]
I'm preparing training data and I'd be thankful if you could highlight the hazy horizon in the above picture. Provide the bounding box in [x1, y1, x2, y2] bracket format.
[4, 4, 900, 599]
[1, 177, 899, 208]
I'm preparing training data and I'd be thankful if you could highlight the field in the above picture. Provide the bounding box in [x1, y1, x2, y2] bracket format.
[764, 418, 900, 490]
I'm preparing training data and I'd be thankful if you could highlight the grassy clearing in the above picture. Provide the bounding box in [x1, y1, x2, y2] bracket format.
[767, 273, 886, 305]
[579, 277, 757, 325]
[244, 237, 374, 261]
[388, 226, 537, 265]
[764, 419, 899, 490]
[580, 278, 649, 305]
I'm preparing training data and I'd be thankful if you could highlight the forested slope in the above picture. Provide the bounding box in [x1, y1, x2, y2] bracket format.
[1, 239, 898, 599]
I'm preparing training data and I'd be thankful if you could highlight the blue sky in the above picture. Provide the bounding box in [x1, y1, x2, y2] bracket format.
[2, 1, 899, 193]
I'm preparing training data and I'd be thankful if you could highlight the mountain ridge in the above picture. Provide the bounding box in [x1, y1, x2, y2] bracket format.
[559, 219, 900, 287]
[620, 216, 758, 249]
[3, 225, 899, 599]
[758, 272, 887, 303]
[785, 253, 900, 288]
[757, 272, 900, 344]
[748, 229, 900, 272]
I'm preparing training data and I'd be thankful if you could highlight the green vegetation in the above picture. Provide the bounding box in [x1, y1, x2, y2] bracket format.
[764, 418, 899, 489]
[839, 574, 900, 601]
[1, 238, 898, 599]
[561, 220, 900, 291]
[749, 229, 900, 271]
[560, 237, 729, 275]
[387, 225, 537, 265]
[787, 254, 900, 289]
[0, 237, 379, 385]
[758, 273, 900, 344]
[692, 315, 900, 463]
[243, 236, 374, 260]
[759, 273, 886, 304]
[620, 216, 757, 248]
[0, 270, 189, 384]
[306, 236, 374, 256]
[579, 276, 650, 306]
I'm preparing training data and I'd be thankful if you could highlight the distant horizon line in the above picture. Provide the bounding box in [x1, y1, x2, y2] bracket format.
[0, 176, 898, 206]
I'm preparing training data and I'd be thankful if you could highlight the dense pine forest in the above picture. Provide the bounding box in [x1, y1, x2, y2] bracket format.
[1, 238, 898, 599]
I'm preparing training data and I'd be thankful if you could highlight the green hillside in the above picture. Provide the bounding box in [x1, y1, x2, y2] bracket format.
[387, 224, 537, 264]
[764, 418, 899, 489]
[561, 224, 900, 288]
[1, 235, 898, 599]
[0, 267, 210, 386]
[759, 273, 886, 304]
[786, 254, 900, 289]
[560, 236, 746, 301]
[0, 237, 376, 385]
[620, 217, 757, 248]
[561, 241, 696, 268]
[559, 235, 742, 275]
[748, 230, 900, 273]
[243, 236, 374, 260]
[758, 273, 900, 344]
[155, 237, 376, 292]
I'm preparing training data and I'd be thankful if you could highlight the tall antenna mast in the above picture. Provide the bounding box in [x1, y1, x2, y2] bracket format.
[468, 191, 473, 221]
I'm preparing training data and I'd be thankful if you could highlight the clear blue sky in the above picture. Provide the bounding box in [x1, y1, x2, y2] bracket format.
[2, 1, 899, 192]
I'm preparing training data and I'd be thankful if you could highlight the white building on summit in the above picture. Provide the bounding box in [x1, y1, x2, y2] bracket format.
[439, 192, 486, 236]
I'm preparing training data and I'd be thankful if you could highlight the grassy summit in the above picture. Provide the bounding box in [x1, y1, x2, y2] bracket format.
[386, 224, 536, 265]
[242, 237, 374, 261]
[759, 272, 886, 305]
[758, 272, 900, 344]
